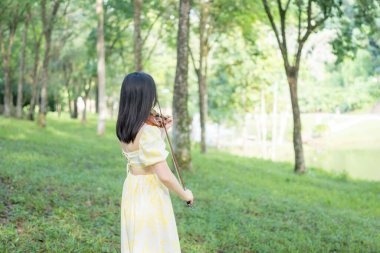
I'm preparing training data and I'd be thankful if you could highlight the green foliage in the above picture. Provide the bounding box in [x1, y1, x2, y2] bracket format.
[1, 114, 379, 252]
[207, 29, 260, 125]
[332, 0, 380, 62]
[1, 0, 379, 121]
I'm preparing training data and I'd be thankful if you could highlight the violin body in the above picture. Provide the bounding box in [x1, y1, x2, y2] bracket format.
[146, 108, 170, 128]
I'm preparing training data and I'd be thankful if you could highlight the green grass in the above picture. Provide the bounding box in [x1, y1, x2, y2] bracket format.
[1, 112, 379, 253]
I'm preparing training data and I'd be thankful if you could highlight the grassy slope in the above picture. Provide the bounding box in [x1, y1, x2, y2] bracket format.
[0, 113, 379, 253]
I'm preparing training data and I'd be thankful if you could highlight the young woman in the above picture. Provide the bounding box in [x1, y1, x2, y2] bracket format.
[116, 72, 194, 253]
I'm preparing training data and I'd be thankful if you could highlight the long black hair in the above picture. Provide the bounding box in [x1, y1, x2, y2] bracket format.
[116, 72, 158, 143]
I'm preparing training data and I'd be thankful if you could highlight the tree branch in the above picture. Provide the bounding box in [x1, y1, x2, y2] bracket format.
[141, 12, 162, 48]
[143, 21, 164, 64]
[284, 0, 291, 12]
[277, 0, 283, 11]
[188, 45, 200, 78]
[262, 0, 282, 45]
[307, 0, 311, 30]
[262, 0, 289, 67]
[41, 0, 47, 30]
[297, 0, 302, 47]
[277, 0, 289, 66]
[109, 23, 130, 52]
[295, 13, 328, 68]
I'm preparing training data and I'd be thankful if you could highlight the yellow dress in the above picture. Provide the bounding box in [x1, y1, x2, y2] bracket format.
[120, 123, 181, 253]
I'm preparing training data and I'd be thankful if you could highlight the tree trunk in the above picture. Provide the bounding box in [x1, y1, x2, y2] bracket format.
[279, 110, 288, 145]
[254, 105, 261, 151]
[38, 0, 61, 127]
[198, 2, 209, 154]
[96, 0, 107, 135]
[286, 67, 305, 173]
[198, 74, 207, 153]
[260, 91, 267, 159]
[16, 20, 29, 118]
[72, 97, 78, 118]
[95, 83, 99, 113]
[0, 26, 16, 117]
[173, 0, 192, 171]
[110, 91, 117, 119]
[271, 81, 278, 160]
[65, 81, 72, 117]
[81, 79, 91, 124]
[28, 37, 41, 121]
[56, 93, 61, 117]
[71, 77, 79, 119]
[38, 32, 51, 127]
[57, 103, 61, 117]
[81, 98, 87, 124]
[216, 123, 221, 149]
[133, 0, 143, 71]
[242, 113, 249, 154]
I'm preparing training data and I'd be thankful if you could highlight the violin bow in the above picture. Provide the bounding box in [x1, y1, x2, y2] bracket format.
[156, 99, 193, 208]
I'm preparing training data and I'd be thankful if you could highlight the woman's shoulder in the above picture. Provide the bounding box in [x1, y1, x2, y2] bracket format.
[138, 123, 169, 166]
[140, 123, 162, 142]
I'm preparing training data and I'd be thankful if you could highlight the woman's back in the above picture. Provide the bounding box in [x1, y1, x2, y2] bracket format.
[119, 123, 168, 175]
[119, 125, 144, 153]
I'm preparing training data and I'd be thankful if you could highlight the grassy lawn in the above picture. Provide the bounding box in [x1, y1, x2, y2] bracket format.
[0, 113, 379, 252]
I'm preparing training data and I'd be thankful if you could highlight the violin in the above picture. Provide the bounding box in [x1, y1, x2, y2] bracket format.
[145, 103, 193, 208]
[146, 108, 171, 128]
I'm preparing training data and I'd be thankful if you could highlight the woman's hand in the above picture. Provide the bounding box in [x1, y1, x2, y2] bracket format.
[163, 116, 173, 129]
[182, 189, 194, 205]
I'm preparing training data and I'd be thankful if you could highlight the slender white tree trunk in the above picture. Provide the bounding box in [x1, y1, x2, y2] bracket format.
[16, 20, 28, 118]
[242, 113, 250, 154]
[279, 110, 289, 145]
[216, 123, 221, 149]
[96, 0, 107, 135]
[271, 81, 279, 160]
[260, 91, 267, 158]
[254, 105, 261, 155]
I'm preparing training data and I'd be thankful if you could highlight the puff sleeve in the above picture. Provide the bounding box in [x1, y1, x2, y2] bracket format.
[139, 124, 169, 167]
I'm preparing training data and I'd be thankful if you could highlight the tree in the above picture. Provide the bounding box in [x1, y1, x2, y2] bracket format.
[81, 75, 93, 124]
[28, 5, 43, 121]
[261, 0, 340, 173]
[0, 2, 23, 117]
[96, 0, 107, 135]
[16, 9, 30, 118]
[38, 0, 61, 127]
[173, 0, 192, 170]
[190, 0, 258, 153]
[133, 0, 143, 71]
[191, 0, 210, 154]
[131, 0, 173, 71]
